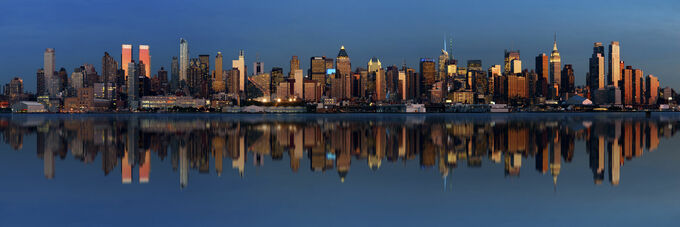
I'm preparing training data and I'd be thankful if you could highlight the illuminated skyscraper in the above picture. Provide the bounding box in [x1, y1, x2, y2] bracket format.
[121, 44, 132, 79]
[213, 52, 225, 92]
[138, 45, 150, 78]
[336, 46, 351, 83]
[632, 68, 644, 105]
[420, 58, 436, 97]
[310, 56, 329, 85]
[646, 75, 659, 105]
[504, 50, 520, 75]
[44, 48, 55, 80]
[549, 37, 561, 90]
[376, 68, 385, 101]
[622, 66, 633, 105]
[609, 41, 621, 87]
[438, 50, 449, 80]
[293, 69, 303, 98]
[179, 38, 189, 82]
[589, 42, 606, 91]
[368, 57, 382, 74]
[232, 50, 246, 92]
[44, 48, 60, 96]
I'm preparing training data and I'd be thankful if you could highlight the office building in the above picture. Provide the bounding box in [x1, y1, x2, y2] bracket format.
[139, 45, 150, 78]
[609, 41, 621, 87]
[121, 44, 132, 79]
[420, 58, 436, 97]
[646, 75, 659, 105]
[504, 50, 520, 75]
[179, 38, 189, 82]
[550, 38, 561, 91]
[368, 57, 382, 73]
[213, 52, 225, 92]
[589, 42, 606, 91]
[232, 50, 246, 92]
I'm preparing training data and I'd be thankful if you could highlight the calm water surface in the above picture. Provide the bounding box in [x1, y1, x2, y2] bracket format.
[0, 113, 679, 226]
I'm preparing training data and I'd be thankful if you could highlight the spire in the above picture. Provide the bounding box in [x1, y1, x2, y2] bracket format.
[553, 33, 558, 51]
[443, 38, 447, 53]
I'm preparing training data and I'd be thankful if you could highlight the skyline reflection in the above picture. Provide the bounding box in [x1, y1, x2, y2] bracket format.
[1, 114, 677, 189]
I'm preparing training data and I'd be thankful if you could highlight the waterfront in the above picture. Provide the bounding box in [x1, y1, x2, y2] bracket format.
[0, 113, 679, 226]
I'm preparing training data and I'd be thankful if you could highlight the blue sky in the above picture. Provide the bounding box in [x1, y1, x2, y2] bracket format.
[1, 0, 678, 92]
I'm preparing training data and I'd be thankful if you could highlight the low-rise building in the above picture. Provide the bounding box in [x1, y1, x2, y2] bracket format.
[11, 101, 46, 113]
[140, 96, 207, 109]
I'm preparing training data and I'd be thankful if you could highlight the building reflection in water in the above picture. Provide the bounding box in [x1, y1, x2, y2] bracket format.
[0, 114, 673, 189]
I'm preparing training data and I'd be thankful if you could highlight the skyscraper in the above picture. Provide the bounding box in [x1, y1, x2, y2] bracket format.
[589, 42, 606, 91]
[504, 50, 520, 75]
[102, 52, 117, 84]
[213, 52, 225, 92]
[290, 56, 299, 76]
[253, 61, 264, 75]
[179, 38, 189, 82]
[562, 64, 575, 94]
[127, 61, 138, 102]
[336, 46, 351, 84]
[438, 50, 449, 80]
[232, 50, 246, 92]
[622, 66, 633, 105]
[609, 41, 621, 87]
[36, 69, 45, 96]
[310, 56, 329, 85]
[376, 68, 385, 101]
[102, 52, 117, 99]
[535, 53, 549, 97]
[44, 48, 59, 96]
[121, 44, 132, 79]
[646, 75, 659, 105]
[171, 56, 179, 91]
[368, 57, 382, 74]
[139, 45, 151, 78]
[633, 68, 643, 105]
[420, 58, 436, 97]
[294, 69, 303, 99]
[549, 37, 561, 90]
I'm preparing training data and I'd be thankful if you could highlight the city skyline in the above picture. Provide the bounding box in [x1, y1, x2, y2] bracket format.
[1, 0, 679, 92]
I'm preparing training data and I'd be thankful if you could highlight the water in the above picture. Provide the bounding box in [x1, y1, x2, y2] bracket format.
[0, 113, 679, 226]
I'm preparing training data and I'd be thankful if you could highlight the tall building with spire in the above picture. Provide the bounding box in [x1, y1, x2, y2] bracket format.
[232, 50, 246, 92]
[608, 41, 621, 87]
[438, 49, 449, 80]
[549, 36, 561, 94]
[179, 38, 189, 83]
[336, 46, 351, 79]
